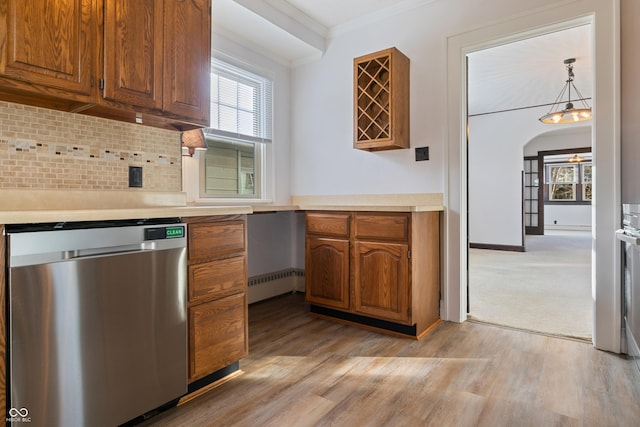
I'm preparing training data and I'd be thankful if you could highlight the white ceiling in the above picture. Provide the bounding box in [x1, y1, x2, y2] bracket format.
[283, 0, 423, 29]
[211, 1, 593, 118]
[468, 24, 592, 116]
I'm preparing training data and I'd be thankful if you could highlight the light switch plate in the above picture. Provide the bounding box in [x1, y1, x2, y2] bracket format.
[415, 146, 429, 161]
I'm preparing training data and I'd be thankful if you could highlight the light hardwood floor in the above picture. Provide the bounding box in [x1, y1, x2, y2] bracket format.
[144, 293, 640, 427]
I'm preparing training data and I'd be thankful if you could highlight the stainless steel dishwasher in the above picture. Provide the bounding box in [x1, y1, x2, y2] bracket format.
[6, 219, 188, 427]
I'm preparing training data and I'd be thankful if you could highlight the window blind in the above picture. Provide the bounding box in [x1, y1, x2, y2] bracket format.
[207, 59, 273, 144]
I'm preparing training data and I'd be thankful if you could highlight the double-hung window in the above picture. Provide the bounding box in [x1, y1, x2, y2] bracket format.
[582, 163, 592, 201]
[547, 163, 578, 201]
[200, 58, 272, 199]
[545, 162, 592, 202]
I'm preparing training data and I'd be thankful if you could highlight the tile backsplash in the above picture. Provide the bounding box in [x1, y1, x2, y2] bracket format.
[0, 101, 182, 191]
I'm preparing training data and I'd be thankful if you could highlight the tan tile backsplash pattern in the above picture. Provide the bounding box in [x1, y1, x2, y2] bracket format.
[0, 101, 182, 191]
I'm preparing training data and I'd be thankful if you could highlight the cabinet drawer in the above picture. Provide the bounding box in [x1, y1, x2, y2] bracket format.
[189, 292, 248, 382]
[189, 256, 247, 302]
[188, 221, 246, 260]
[355, 213, 409, 241]
[306, 212, 350, 237]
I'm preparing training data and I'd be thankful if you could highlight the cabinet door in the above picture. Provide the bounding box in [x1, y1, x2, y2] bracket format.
[305, 237, 350, 310]
[353, 241, 411, 323]
[189, 292, 248, 382]
[0, 0, 96, 98]
[162, 0, 210, 124]
[103, 0, 163, 109]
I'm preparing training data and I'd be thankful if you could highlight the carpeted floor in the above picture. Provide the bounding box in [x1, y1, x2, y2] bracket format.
[468, 230, 593, 340]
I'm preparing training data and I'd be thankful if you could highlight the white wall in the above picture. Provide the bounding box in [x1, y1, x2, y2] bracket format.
[246, 211, 306, 277]
[292, 212, 306, 270]
[545, 205, 591, 228]
[288, 0, 614, 202]
[290, 0, 566, 196]
[468, 106, 588, 247]
[247, 212, 296, 276]
[524, 127, 591, 156]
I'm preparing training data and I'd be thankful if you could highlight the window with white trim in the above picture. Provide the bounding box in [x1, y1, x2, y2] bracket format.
[545, 162, 592, 202]
[582, 163, 592, 201]
[199, 58, 272, 199]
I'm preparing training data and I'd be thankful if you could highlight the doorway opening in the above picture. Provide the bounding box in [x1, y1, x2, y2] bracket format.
[445, 2, 619, 352]
[465, 25, 594, 339]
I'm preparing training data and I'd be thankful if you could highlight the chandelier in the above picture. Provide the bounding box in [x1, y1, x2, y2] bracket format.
[539, 58, 592, 124]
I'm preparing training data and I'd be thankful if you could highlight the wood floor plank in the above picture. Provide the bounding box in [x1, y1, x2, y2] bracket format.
[143, 293, 640, 427]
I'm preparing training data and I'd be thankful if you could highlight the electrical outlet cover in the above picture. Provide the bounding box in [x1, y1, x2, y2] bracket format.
[129, 166, 143, 188]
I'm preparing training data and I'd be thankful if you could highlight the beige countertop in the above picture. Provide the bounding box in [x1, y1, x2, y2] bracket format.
[0, 205, 252, 224]
[0, 190, 444, 224]
[290, 193, 444, 212]
[0, 190, 251, 224]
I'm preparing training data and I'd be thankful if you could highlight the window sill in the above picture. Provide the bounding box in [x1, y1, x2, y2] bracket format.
[189, 198, 273, 206]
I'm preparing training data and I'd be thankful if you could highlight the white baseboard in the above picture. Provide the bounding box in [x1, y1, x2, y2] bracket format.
[544, 224, 592, 232]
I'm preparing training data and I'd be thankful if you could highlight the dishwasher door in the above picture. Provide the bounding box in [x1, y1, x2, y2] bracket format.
[7, 223, 188, 427]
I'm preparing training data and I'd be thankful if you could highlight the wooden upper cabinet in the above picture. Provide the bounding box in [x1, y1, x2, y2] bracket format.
[354, 47, 409, 151]
[0, 0, 210, 128]
[103, 0, 164, 109]
[103, 0, 210, 124]
[0, 0, 97, 100]
[163, 0, 211, 124]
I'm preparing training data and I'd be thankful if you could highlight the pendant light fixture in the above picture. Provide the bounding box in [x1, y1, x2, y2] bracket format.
[181, 129, 207, 156]
[539, 58, 592, 124]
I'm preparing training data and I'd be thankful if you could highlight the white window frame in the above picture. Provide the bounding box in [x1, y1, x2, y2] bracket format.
[547, 163, 578, 201]
[184, 55, 274, 204]
[544, 161, 593, 203]
[582, 162, 593, 201]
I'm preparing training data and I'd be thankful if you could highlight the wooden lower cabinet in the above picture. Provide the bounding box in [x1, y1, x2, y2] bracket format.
[305, 211, 441, 339]
[186, 216, 248, 384]
[189, 292, 248, 381]
[305, 237, 350, 310]
[353, 240, 410, 323]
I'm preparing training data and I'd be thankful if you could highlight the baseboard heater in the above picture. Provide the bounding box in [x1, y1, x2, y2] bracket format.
[310, 304, 417, 336]
[248, 268, 304, 287]
[248, 268, 305, 304]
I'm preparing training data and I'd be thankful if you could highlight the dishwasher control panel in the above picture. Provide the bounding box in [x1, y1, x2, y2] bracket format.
[144, 225, 185, 241]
